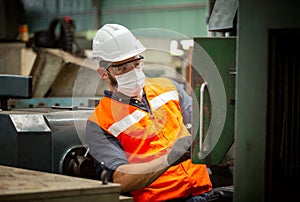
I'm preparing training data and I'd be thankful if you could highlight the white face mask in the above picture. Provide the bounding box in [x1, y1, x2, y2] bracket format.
[115, 66, 145, 97]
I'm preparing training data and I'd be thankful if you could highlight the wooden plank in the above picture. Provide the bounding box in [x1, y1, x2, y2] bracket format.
[0, 43, 24, 75]
[29, 48, 100, 97]
[48, 62, 107, 97]
[21, 47, 37, 76]
[30, 49, 65, 97]
[0, 165, 121, 202]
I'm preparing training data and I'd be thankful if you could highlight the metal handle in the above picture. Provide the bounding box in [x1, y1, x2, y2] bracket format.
[199, 82, 207, 155]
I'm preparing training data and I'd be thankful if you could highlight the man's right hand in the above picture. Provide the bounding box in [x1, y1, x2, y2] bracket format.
[167, 136, 192, 166]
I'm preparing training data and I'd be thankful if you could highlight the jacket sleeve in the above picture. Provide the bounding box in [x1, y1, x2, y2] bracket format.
[86, 120, 129, 181]
[170, 79, 192, 129]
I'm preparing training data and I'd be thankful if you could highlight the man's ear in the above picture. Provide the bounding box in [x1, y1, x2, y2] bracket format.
[97, 68, 108, 79]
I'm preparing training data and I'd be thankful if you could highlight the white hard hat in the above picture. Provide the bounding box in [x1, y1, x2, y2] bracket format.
[91, 24, 146, 62]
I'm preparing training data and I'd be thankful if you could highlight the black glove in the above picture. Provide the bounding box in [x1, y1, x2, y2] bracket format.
[167, 136, 192, 166]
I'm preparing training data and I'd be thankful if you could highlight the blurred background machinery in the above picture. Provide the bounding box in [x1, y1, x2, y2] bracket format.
[0, 74, 96, 179]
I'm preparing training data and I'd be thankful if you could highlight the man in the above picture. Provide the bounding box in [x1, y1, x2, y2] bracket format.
[86, 24, 212, 202]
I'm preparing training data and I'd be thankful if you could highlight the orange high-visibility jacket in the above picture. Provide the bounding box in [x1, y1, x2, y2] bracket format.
[88, 77, 212, 201]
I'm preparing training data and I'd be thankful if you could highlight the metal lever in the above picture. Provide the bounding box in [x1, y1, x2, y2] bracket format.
[71, 151, 79, 165]
[100, 162, 108, 185]
[199, 82, 207, 157]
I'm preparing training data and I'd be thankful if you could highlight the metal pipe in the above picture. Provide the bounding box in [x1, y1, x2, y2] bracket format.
[102, 2, 207, 14]
[199, 82, 207, 156]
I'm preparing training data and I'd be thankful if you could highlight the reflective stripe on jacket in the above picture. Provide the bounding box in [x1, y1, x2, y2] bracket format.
[88, 77, 212, 201]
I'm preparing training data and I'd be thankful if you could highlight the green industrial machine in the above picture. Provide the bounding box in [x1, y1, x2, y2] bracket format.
[191, 37, 236, 166]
